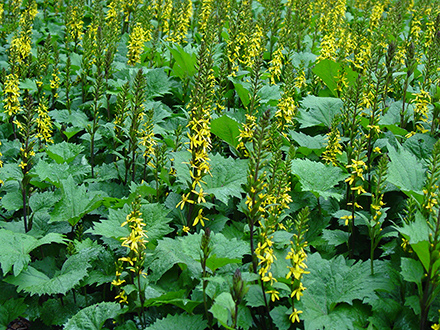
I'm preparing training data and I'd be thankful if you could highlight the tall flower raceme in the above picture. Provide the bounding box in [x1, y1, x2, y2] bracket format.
[268, 45, 284, 85]
[286, 207, 310, 324]
[167, 0, 193, 44]
[343, 138, 367, 258]
[127, 23, 151, 66]
[275, 59, 297, 133]
[322, 120, 343, 166]
[198, 0, 213, 35]
[411, 89, 431, 134]
[176, 31, 215, 230]
[255, 128, 293, 303]
[0, 4, 4, 26]
[367, 155, 388, 275]
[3, 73, 21, 118]
[225, 0, 252, 76]
[112, 196, 148, 326]
[35, 95, 53, 145]
[9, 1, 38, 67]
[65, 2, 84, 49]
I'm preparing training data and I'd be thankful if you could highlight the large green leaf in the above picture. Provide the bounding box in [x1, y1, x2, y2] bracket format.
[4, 251, 92, 295]
[203, 154, 248, 205]
[64, 302, 124, 330]
[0, 299, 27, 328]
[146, 313, 207, 330]
[87, 202, 173, 244]
[297, 95, 343, 128]
[312, 59, 357, 97]
[50, 175, 102, 226]
[168, 44, 197, 79]
[211, 115, 241, 148]
[143, 289, 201, 313]
[397, 211, 431, 272]
[209, 292, 235, 329]
[400, 258, 424, 284]
[387, 144, 425, 194]
[145, 68, 172, 98]
[45, 141, 84, 164]
[147, 232, 248, 282]
[291, 159, 347, 200]
[0, 229, 67, 276]
[300, 253, 384, 329]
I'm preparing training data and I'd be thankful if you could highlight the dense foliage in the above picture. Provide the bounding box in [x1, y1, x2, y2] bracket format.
[0, 0, 440, 329]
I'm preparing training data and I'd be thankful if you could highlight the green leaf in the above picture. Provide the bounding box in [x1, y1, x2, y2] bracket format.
[300, 253, 384, 329]
[4, 251, 92, 295]
[1, 188, 22, 212]
[322, 229, 349, 247]
[290, 131, 326, 156]
[209, 292, 235, 329]
[203, 154, 248, 205]
[270, 305, 291, 330]
[397, 212, 431, 272]
[146, 313, 207, 330]
[147, 232, 247, 282]
[312, 59, 357, 97]
[64, 302, 123, 330]
[232, 81, 250, 107]
[297, 95, 343, 128]
[144, 289, 202, 314]
[87, 202, 172, 244]
[400, 258, 424, 284]
[46, 141, 84, 164]
[168, 44, 197, 79]
[145, 68, 172, 98]
[211, 115, 241, 148]
[206, 256, 241, 272]
[387, 144, 425, 194]
[0, 229, 67, 276]
[291, 159, 347, 199]
[0, 163, 23, 182]
[245, 284, 267, 308]
[50, 175, 102, 226]
[0, 299, 27, 328]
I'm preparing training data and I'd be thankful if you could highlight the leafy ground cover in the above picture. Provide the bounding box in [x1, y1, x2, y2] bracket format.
[0, 0, 440, 329]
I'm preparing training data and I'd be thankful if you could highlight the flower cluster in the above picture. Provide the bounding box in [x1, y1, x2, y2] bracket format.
[128, 23, 150, 66]
[345, 158, 368, 195]
[112, 196, 148, 304]
[3, 73, 21, 117]
[35, 96, 53, 144]
[322, 122, 343, 166]
[286, 207, 309, 324]
[412, 89, 431, 134]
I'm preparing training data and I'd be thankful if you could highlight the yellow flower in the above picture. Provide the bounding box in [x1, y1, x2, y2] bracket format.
[289, 308, 303, 323]
[111, 278, 126, 286]
[176, 192, 195, 210]
[182, 226, 190, 233]
[432, 324, 440, 330]
[193, 208, 208, 227]
[266, 289, 280, 302]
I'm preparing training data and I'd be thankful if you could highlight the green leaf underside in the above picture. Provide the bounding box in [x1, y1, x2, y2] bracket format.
[50, 175, 102, 226]
[300, 253, 384, 329]
[297, 95, 343, 128]
[0, 229, 67, 276]
[87, 202, 173, 244]
[291, 158, 347, 199]
[387, 144, 425, 194]
[4, 251, 92, 295]
[147, 232, 248, 282]
[146, 313, 207, 330]
[64, 302, 123, 330]
[211, 115, 241, 148]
